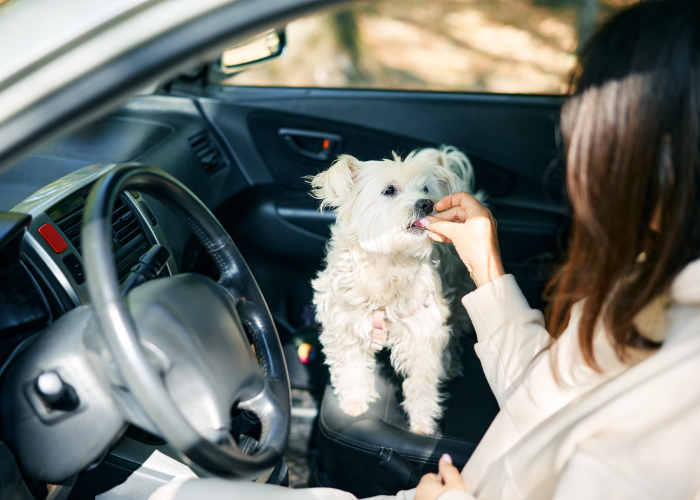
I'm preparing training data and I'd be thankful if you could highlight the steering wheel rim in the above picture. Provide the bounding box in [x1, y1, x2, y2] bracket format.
[82, 164, 290, 477]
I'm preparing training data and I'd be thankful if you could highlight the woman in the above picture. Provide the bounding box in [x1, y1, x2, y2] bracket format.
[415, 0, 700, 498]
[151, 1, 700, 499]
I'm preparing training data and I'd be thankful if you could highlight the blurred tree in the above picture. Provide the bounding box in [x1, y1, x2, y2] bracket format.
[333, 11, 361, 66]
[533, 0, 599, 52]
[332, 10, 368, 84]
[577, 0, 599, 51]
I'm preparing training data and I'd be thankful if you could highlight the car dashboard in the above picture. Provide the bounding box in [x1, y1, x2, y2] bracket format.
[11, 166, 174, 308]
[0, 95, 249, 312]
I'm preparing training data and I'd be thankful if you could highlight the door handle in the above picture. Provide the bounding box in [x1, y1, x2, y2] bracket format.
[278, 128, 342, 161]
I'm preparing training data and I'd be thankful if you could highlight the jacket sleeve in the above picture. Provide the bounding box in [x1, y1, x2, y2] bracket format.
[436, 491, 476, 500]
[369, 487, 475, 500]
[461, 274, 551, 408]
[552, 452, 661, 500]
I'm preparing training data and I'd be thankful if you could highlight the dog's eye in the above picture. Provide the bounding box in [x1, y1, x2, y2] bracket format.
[383, 186, 396, 196]
[422, 186, 429, 194]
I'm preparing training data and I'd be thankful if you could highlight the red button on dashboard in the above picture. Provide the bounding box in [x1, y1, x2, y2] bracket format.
[38, 223, 68, 254]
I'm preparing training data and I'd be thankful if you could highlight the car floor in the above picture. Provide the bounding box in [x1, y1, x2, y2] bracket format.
[285, 389, 321, 488]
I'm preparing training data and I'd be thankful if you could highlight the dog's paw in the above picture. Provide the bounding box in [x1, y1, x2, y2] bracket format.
[410, 420, 437, 435]
[339, 398, 369, 417]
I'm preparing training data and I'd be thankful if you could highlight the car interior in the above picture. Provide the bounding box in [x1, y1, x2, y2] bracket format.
[0, 1, 574, 499]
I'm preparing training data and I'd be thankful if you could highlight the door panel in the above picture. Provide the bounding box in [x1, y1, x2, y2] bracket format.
[201, 87, 564, 187]
[197, 87, 568, 390]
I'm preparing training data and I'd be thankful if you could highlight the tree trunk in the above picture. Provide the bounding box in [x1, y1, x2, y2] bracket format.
[577, 0, 599, 53]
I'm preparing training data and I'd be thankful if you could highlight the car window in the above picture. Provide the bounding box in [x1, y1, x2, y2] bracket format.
[223, 0, 640, 94]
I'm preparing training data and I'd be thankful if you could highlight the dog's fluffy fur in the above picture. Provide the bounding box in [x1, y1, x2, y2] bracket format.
[309, 146, 481, 434]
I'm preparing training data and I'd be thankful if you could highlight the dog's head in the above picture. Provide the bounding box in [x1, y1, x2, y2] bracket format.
[308, 146, 475, 258]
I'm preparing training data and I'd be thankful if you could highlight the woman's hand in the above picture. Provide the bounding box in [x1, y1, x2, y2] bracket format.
[422, 193, 505, 288]
[415, 454, 467, 500]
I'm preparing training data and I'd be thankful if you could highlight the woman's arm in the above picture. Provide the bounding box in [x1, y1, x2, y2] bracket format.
[426, 194, 550, 405]
[462, 275, 550, 406]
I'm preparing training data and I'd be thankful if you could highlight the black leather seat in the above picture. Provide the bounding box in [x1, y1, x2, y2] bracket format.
[309, 336, 500, 498]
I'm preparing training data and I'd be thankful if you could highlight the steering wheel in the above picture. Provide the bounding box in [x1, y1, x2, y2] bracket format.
[81, 165, 290, 477]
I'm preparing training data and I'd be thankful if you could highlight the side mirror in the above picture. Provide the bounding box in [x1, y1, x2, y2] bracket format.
[210, 28, 286, 81]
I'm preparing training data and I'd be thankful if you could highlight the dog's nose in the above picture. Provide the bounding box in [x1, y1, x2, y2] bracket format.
[416, 199, 434, 215]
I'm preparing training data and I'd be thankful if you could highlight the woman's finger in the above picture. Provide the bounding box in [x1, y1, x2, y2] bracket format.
[429, 231, 451, 243]
[434, 192, 480, 212]
[426, 220, 459, 241]
[433, 193, 464, 211]
[417, 472, 439, 489]
[415, 472, 447, 500]
[438, 455, 463, 487]
[428, 206, 467, 223]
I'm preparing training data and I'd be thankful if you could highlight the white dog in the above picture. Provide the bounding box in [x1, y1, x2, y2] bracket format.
[309, 146, 482, 434]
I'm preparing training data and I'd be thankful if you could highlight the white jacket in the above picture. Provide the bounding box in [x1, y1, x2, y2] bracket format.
[150, 262, 700, 500]
[434, 262, 700, 500]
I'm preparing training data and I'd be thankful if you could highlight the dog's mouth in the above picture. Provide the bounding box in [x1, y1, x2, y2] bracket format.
[406, 209, 435, 234]
[407, 219, 428, 234]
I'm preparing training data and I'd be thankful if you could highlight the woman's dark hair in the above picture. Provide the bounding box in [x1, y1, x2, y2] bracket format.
[545, 0, 700, 368]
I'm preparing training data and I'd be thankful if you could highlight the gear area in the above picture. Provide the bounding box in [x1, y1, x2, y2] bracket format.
[285, 390, 320, 488]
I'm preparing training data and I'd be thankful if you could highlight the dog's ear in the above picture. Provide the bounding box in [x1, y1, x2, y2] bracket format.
[434, 167, 464, 198]
[426, 145, 487, 202]
[306, 154, 360, 209]
[436, 146, 475, 193]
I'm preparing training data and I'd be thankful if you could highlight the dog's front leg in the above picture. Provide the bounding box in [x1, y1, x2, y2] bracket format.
[392, 316, 450, 434]
[323, 326, 379, 417]
[402, 345, 446, 434]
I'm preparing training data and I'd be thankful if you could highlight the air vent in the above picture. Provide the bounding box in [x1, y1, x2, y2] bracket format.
[111, 197, 144, 250]
[55, 195, 146, 257]
[188, 131, 228, 174]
